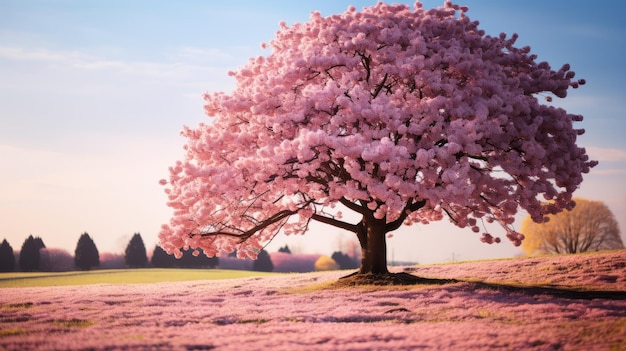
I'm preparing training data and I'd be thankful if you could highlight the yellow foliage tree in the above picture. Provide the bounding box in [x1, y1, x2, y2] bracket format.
[521, 198, 624, 256]
[314, 256, 339, 271]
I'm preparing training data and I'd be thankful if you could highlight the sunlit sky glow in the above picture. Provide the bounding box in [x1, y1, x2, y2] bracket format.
[1, 1, 625, 264]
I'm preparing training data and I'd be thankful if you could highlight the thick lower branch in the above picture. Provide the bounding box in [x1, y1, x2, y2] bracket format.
[311, 213, 358, 233]
[339, 197, 365, 214]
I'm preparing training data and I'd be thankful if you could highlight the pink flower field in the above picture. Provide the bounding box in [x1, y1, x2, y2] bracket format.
[1, 250, 625, 350]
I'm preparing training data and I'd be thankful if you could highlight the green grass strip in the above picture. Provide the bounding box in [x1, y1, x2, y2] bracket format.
[0, 268, 278, 288]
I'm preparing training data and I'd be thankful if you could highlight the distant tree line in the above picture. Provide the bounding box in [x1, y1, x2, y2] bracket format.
[0, 235, 359, 274]
[0, 233, 156, 272]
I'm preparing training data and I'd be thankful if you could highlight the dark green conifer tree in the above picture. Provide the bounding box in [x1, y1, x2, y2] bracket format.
[74, 232, 100, 270]
[331, 251, 359, 270]
[124, 233, 148, 268]
[0, 239, 16, 272]
[151, 245, 175, 267]
[278, 245, 292, 254]
[19, 235, 45, 272]
[253, 249, 273, 272]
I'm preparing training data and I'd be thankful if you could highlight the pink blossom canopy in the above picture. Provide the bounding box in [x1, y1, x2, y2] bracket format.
[159, 2, 596, 259]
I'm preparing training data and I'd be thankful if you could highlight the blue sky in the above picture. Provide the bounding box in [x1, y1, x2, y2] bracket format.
[1, 1, 625, 264]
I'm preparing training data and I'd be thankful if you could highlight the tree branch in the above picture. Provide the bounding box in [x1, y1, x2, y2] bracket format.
[199, 209, 297, 243]
[386, 199, 427, 232]
[339, 197, 365, 214]
[372, 73, 389, 98]
[359, 53, 371, 82]
[311, 213, 359, 233]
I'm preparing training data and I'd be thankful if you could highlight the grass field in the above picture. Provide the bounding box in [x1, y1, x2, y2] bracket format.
[0, 268, 278, 288]
[1, 251, 624, 350]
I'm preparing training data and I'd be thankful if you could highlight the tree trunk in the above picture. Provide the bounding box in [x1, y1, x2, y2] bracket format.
[356, 219, 389, 274]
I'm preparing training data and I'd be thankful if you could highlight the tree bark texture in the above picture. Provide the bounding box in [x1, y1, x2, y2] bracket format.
[356, 218, 389, 274]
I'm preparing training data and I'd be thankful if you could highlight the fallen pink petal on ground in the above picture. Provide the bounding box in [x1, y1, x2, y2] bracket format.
[1, 250, 625, 350]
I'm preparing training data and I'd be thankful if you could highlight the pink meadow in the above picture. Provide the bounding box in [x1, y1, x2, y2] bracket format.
[1, 250, 625, 350]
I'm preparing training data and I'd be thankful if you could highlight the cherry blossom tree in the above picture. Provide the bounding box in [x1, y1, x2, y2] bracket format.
[159, 2, 597, 277]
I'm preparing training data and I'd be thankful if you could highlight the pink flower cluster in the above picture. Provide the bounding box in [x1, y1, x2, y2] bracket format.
[159, 2, 596, 257]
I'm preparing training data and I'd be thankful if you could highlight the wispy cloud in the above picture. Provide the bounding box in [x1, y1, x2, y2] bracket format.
[586, 146, 626, 162]
[0, 44, 238, 113]
[175, 46, 240, 64]
[590, 169, 626, 176]
[0, 45, 238, 80]
[0, 46, 80, 62]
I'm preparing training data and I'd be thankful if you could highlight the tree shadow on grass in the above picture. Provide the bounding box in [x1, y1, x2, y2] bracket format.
[336, 272, 626, 300]
[336, 272, 458, 286]
[467, 280, 626, 301]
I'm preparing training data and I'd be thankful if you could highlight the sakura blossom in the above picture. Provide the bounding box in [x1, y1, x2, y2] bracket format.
[160, 2, 596, 274]
[1, 251, 624, 350]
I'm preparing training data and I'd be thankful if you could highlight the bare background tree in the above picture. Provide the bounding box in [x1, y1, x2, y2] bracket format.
[521, 198, 624, 255]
